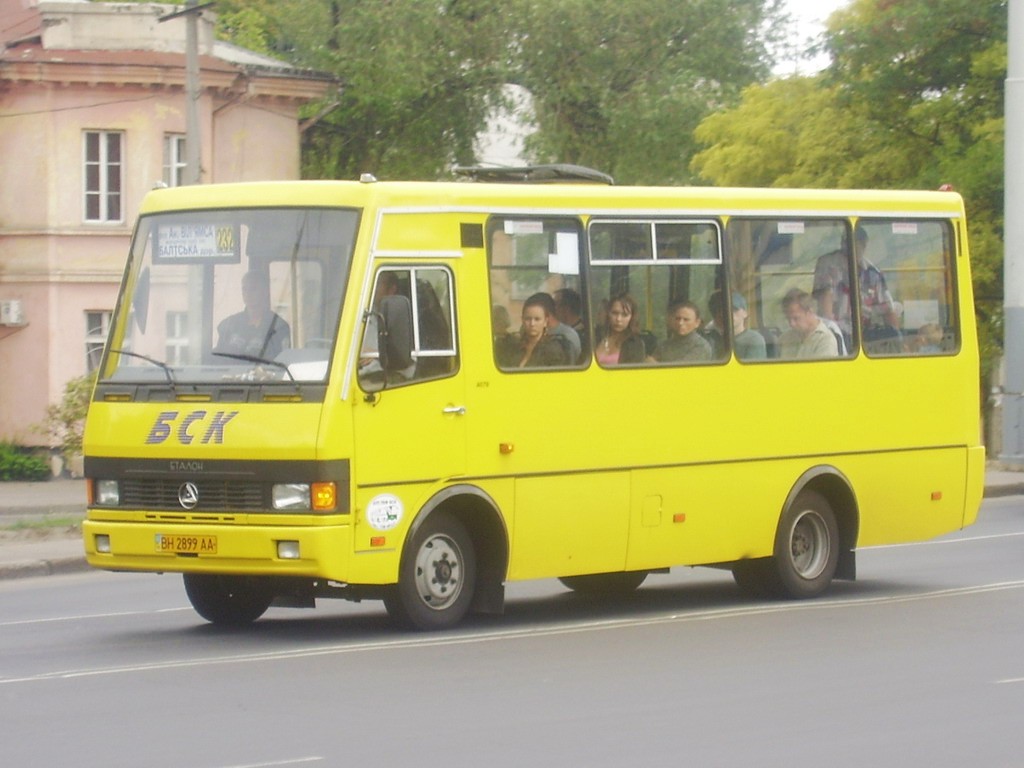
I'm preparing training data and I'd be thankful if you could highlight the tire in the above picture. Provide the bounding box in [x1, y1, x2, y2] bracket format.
[384, 511, 476, 630]
[559, 571, 648, 597]
[183, 573, 274, 626]
[733, 489, 839, 599]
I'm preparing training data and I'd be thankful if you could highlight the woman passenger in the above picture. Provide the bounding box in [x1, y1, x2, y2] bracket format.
[511, 293, 568, 368]
[653, 300, 712, 363]
[595, 293, 646, 365]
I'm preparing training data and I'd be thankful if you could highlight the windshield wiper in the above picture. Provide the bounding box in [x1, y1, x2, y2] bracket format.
[110, 349, 177, 388]
[212, 352, 296, 383]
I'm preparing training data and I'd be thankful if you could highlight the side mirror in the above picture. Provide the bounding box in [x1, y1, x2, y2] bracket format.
[378, 294, 414, 372]
[359, 294, 414, 394]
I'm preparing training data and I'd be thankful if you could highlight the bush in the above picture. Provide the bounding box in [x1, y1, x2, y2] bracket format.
[41, 372, 96, 465]
[0, 442, 50, 481]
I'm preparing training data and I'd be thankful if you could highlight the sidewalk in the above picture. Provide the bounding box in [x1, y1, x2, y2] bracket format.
[2, 466, 1024, 581]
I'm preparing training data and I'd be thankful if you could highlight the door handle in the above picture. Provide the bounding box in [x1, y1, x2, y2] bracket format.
[442, 405, 467, 416]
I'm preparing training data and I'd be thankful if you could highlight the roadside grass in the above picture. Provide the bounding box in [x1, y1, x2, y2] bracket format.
[0, 517, 82, 535]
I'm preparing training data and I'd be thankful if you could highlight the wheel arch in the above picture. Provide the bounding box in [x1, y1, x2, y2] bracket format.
[783, 465, 859, 580]
[407, 484, 509, 614]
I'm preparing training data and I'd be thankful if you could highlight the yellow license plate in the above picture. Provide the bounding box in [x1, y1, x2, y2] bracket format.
[156, 534, 218, 554]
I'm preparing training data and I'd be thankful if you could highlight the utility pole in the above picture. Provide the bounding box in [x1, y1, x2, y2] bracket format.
[159, 2, 214, 185]
[1003, 0, 1024, 461]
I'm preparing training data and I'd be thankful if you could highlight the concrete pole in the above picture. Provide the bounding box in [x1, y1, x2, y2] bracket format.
[1003, 0, 1024, 460]
[184, 1, 202, 185]
[159, 2, 205, 185]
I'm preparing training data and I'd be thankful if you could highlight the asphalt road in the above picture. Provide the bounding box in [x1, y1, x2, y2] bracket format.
[1, 496, 1022, 768]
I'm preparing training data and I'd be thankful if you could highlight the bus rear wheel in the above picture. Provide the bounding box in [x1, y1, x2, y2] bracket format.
[384, 511, 476, 630]
[183, 573, 274, 626]
[559, 571, 648, 596]
[732, 489, 839, 599]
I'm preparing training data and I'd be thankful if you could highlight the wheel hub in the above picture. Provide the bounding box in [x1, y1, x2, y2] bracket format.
[414, 534, 463, 610]
[790, 511, 829, 580]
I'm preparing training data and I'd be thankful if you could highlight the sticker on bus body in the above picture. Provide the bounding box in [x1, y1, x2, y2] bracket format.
[366, 494, 403, 531]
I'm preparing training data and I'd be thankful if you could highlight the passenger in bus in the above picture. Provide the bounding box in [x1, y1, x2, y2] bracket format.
[492, 305, 520, 364]
[537, 292, 582, 363]
[855, 230, 902, 343]
[595, 293, 646, 365]
[652, 300, 712, 363]
[507, 293, 569, 368]
[707, 291, 766, 361]
[813, 226, 901, 345]
[215, 270, 291, 360]
[779, 288, 839, 359]
[554, 287, 589, 360]
[914, 322, 944, 354]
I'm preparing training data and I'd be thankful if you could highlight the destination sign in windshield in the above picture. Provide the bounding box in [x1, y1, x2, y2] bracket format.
[154, 222, 239, 263]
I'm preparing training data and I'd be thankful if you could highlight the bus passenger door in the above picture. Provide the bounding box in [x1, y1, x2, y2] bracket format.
[352, 266, 465, 487]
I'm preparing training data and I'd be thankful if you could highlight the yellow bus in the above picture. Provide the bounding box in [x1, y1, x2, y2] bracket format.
[82, 167, 985, 629]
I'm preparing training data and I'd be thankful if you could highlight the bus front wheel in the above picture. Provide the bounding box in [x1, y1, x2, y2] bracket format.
[183, 573, 274, 625]
[733, 489, 839, 599]
[384, 511, 476, 630]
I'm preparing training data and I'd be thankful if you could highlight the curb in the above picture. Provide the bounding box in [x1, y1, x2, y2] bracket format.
[0, 556, 92, 580]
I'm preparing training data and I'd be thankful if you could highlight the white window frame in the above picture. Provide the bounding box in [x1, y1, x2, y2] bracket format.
[163, 133, 187, 188]
[85, 310, 112, 372]
[83, 131, 124, 223]
[165, 310, 189, 365]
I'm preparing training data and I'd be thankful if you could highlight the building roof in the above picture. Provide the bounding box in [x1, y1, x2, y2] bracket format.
[0, 1, 336, 100]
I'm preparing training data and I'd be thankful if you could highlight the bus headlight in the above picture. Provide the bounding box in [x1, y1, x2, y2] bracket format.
[95, 480, 120, 506]
[272, 483, 310, 510]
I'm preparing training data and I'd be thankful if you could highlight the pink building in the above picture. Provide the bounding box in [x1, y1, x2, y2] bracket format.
[0, 1, 334, 460]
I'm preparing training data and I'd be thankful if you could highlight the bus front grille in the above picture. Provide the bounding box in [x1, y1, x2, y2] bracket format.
[120, 478, 266, 512]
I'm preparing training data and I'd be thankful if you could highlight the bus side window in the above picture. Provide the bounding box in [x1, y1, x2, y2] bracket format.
[856, 220, 958, 357]
[729, 217, 852, 362]
[588, 218, 726, 367]
[487, 216, 588, 371]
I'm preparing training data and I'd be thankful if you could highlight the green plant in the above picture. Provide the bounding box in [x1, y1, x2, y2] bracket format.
[0, 442, 50, 481]
[41, 372, 96, 464]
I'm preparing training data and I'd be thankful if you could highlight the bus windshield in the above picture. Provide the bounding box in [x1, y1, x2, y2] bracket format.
[100, 207, 357, 388]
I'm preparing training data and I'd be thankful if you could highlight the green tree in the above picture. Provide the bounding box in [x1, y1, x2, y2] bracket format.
[282, 0, 513, 180]
[511, 0, 785, 185]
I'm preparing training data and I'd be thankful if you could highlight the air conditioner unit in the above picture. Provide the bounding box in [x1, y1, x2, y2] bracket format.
[0, 299, 25, 326]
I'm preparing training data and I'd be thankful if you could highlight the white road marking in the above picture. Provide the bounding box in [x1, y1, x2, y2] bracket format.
[867, 530, 1024, 549]
[3, 580, 1023, 686]
[219, 759, 323, 768]
[0, 606, 191, 628]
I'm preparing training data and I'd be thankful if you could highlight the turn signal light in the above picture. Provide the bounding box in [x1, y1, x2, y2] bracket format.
[312, 482, 337, 512]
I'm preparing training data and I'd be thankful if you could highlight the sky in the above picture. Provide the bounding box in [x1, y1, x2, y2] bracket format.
[778, 0, 852, 74]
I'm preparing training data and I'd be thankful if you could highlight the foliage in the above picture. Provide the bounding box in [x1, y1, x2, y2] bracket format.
[198, 0, 785, 183]
[0, 443, 50, 482]
[510, 0, 784, 184]
[275, 0, 514, 180]
[41, 373, 96, 463]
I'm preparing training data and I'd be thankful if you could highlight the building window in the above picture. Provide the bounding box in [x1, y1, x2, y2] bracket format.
[166, 310, 189, 365]
[163, 134, 187, 188]
[84, 131, 123, 223]
[85, 311, 111, 371]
